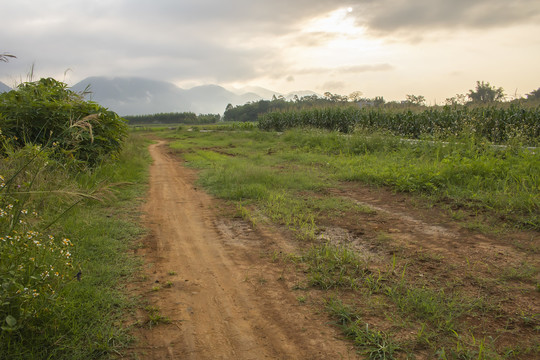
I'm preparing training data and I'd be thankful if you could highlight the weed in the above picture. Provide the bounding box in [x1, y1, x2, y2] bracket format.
[500, 262, 539, 282]
[364, 270, 386, 293]
[144, 306, 171, 328]
[303, 243, 368, 290]
[386, 283, 464, 332]
[271, 250, 282, 262]
[326, 297, 400, 359]
[436, 333, 500, 360]
[235, 204, 258, 227]
[376, 232, 394, 245]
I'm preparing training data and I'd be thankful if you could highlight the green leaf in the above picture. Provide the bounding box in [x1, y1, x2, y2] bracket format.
[5, 315, 17, 327]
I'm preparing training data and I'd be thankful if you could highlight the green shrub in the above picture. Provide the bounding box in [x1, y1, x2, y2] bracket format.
[0, 78, 128, 166]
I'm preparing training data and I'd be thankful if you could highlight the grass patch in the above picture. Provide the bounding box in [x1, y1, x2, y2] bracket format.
[326, 297, 401, 359]
[303, 243, 368, 290]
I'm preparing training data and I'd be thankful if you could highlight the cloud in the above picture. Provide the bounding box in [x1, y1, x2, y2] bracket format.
[2, 1, 357, 84]
[290, 32, 341, 47]
[320, 80, 346, 91]
[291, 63, 394, 76]
[1, 0, 539, 99]
[354, 0, 540, 37]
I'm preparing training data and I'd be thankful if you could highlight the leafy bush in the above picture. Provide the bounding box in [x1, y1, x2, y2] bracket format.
[0, 78, 128, 166]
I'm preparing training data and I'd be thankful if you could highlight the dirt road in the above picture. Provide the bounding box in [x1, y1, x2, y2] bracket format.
[130, 141, 357, 359]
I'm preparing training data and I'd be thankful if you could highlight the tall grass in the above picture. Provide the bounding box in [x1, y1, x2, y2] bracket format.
[0, 133, 151, 359]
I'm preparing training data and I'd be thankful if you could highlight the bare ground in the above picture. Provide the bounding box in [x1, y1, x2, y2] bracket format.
[128, 141, 539, 359]
[128, 141, 358, 359]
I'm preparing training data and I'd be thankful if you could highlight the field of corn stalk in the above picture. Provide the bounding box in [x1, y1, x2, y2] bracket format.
[258, 105, 540, 146]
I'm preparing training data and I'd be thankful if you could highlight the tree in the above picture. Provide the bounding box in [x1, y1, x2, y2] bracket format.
[525, 88, 540, 101]
[405, 94, 426, 106]
[348, 91, 364, 102]
[373, 96, 385, 106]
[445, 94, 467, 106]
[468, 81, 505, 103]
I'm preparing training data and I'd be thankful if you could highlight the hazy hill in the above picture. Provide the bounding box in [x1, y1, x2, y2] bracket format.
[71, 77, 264, 115]
[70, 76, 320, 116]
[71, 77, 190, 116]
[0, 81, 11, 93]
[231, 86, 281, 99]
[181, 84, 261, 114]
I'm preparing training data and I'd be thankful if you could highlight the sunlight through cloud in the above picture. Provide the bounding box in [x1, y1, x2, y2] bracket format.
[303, 7, 363, 36]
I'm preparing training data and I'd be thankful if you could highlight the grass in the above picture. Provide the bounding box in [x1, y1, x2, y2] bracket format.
[325, 297, 400, 359]
[303, 243, 368, 290]
[0, 133, 152, 359]
[151, 125, 539, 358]
[176, 127, 539, 230]
[499, 262, 539, 282]
[144, 306, 171, 328]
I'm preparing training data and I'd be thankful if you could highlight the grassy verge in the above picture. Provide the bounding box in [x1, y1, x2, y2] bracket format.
[0, 133, 151, 359]
[165, 126, 538, 230]
[154, 125, 538, 359]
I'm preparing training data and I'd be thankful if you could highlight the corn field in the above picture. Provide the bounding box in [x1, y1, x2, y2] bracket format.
[258, 105, 540, 146]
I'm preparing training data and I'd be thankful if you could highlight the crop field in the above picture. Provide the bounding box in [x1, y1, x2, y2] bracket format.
[156, 122, 539, 359]
[259, 105, 540, 146]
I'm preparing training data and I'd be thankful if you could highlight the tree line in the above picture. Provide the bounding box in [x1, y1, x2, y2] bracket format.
[224, 82, 540, 122]
[124, 112, 220, 125]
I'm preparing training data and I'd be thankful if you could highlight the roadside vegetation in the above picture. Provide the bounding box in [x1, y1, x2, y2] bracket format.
[0, 78, 151, 359]
[156, 118, 539, 358]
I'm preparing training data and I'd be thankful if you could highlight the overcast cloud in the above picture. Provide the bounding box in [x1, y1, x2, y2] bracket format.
[2, 0, 539, 102]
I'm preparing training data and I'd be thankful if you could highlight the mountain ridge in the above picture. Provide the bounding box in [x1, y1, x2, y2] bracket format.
[70, 76, 319, 116]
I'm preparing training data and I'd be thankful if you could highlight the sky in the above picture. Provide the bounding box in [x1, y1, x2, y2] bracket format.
[2, 0, 540, 103]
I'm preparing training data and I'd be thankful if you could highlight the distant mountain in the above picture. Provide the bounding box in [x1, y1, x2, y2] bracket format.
[0, 81, 11, 93]
[71, 77, 190, 116]
[181, 84, 261, 114]
[230, 86, 320, 101]
[70, 76, 319, 116]
[230, 85, 281, 100]
[71, 77, 267, 116]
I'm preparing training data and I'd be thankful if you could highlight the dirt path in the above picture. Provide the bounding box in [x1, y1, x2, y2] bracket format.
[129, 141, 357, 359]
